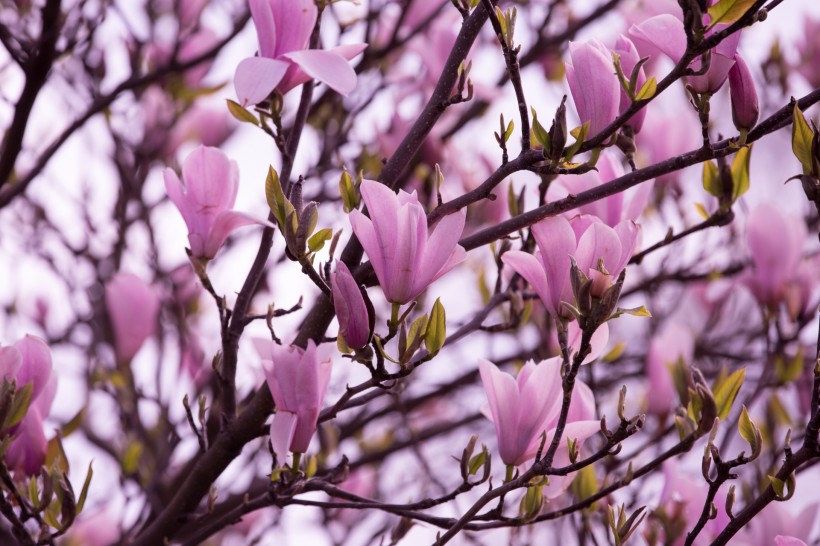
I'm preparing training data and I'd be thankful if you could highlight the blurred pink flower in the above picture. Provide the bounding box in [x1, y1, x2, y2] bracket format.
[502, 215, 639, 317]
[775, 537, 809, 546]
[743, 204, 807, 310]
[646, 324, 694, 416]
[659, 460, 730, 545]
[479, 357, 598, 468]
[234, 0, 366, 105]
[566, 40, 621, 136]
[6, 336, 56, 476]
[165, 103, 235, 158]
[350, 179, 466, 304]
[736, 501, 817, 546]
[164, 146, 272, 260]
[261, 340, 332, 463]
[105, 273, 160, 362]
[332, 261, 373, 350]
[796, 18, 820, 89]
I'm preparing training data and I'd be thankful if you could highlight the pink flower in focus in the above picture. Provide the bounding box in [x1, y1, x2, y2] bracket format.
[566, 40, 621, 137]
[645, 324, 694, 416]
[502, 215, 639, 318]
[629, 14, 740, 94]
[728, 53, 759, 132]
[612, 35, 647, 132]
[234, 0, 367, 105]
[331, 261, 374, 350]
[349, 179, 466, 304]
[261, 340, 332, 463]
[105, 273, 160, 362]
[164, 146, 272, 260]
[479, 358, 599, 469]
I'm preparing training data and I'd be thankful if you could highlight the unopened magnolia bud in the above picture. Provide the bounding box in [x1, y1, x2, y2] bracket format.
[729, 53, 759, 132]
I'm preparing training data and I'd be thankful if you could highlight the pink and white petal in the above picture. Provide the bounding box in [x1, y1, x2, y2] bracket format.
[774, 537, 808, 546]
[575, 221, 622, 275]
[0, 347, 21, 381]
[203, 210, 272, 260]
[332, 43, 368, 62]
[613, 220, 640, 273]
[585, 321, 609, 363]
[501, 251, 553, 313]
[270, 411, 298, 465]
[385, 200, 423, 303]
[270, 0, 316, 56]
[518, 359, 563, 439]
[349, 210, 388, 288]
[182, 146, 240, 210]
[624, 180, 653, 223]
[163, 169, 194, 227]
[628, 14, 687, 61]
[479, 359, 522, 465]
[417, 210, 467, 287]
[567, 380, 596, 422]
[234, 56, 289, 106]
[284, 49, 359, 96]
[249, 0, 277, 58]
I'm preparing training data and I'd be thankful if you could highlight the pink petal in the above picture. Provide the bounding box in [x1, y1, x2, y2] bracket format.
[203, 210, 273, 260]
[532, 216, 578, 315]
[501, 251, 553, 313]
[0, 346, 22, 381]
[416, 210, 467, 292]
[105, 274, 160, 362]
[13, 335, 52, 401]
[349, 210, 387, 288]
[269, 0, 315, 56]
[283, 49, 360, 96]
[517, 359, 564, 449]
[575, 221, 622, 276]
[234, 56, 289, 106]
[249, 0, 277, 58]
[567, 40, 620, 136]
[628, 14, 687, 61]
[479, 359, 522, 466]
[270, 411, 298, 464]
[775, 538, 808, 546]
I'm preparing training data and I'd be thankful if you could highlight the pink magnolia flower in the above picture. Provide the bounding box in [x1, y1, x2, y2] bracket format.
[743, 204, 807, 309]
[646, 323, 694, 416]
[6, 336, 56, 476]
[479, 358, 599, 469]
[502, 215, 639, 317]
[164, 146, 271, 260]
[612, 35, 647, 132]
[728, 53, 759, 132]
[796, 18, 820, 89]
[349, 179, 466, 304]
[165, 103, 235, 158]
[261, 340, 332, 463]
[735, 501, 817, 546]
[659, 460, 730, 545]
[234, 0, 367, 106]
[566, 40, 621, 137]
[553, 151, 653, 227]
[629, 14, 740, 95]
[331, 261, 374, 350]
[105, 273, 160, 362]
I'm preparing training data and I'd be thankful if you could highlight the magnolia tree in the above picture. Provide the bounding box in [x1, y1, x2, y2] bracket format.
[0, 0, 819, 544]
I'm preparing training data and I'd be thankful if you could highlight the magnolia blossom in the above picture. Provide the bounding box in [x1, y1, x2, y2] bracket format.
[105, 273, 160, 362]
[659, 460, 730, 545]
[728, 53, 759, 132]
[553, 151, 652, 227]
[502, 215, 639, 317]
[612, 35, 647, 132]
[479, 358, 599, 473]
[5, 336, 56, 476]
[734, 501, 817, 546]
[775, 538, 809, 546]
[743, 204, 807, 309]
[261, 340, 332, 463]
[164, 146, 271, 260]
[646, 323, 694, 416]
[350, 179, 466, 304]
[629, 14, 740, 94]
[796, 18, 820, 88]
[566, 40, 620, 136]
[234, 0, 367, 105]
[331, 261, 373, 350]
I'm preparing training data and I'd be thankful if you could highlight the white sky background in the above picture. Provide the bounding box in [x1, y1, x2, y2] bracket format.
[1, 0, 820, 543]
